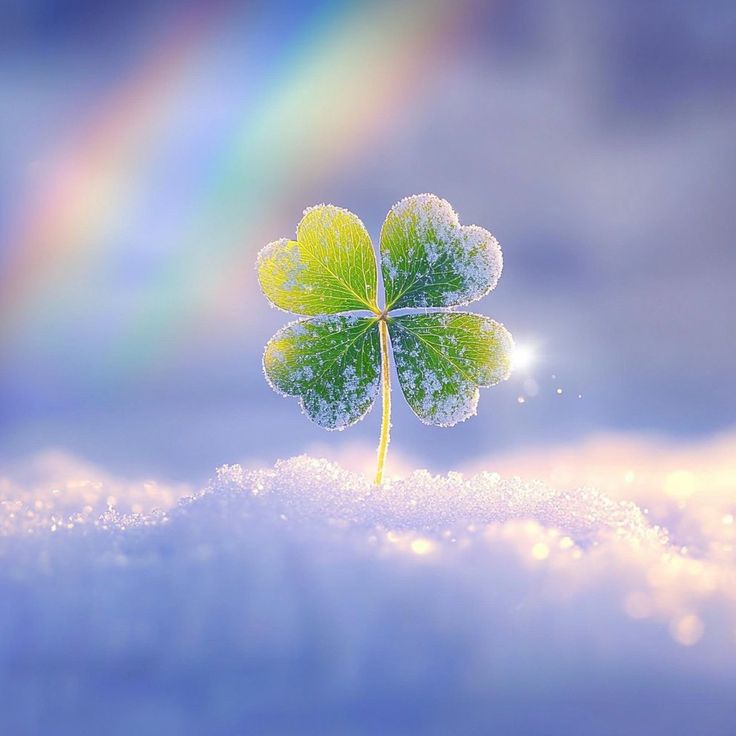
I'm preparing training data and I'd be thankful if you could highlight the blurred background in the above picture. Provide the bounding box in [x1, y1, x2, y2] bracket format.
[1, 0, 735, 484]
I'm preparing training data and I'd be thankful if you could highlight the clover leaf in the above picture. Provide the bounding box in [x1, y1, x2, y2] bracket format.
[258, 194, 514, 484]
[263, 315, 381, 430]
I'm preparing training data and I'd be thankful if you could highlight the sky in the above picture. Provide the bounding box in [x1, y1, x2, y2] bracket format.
[1, 0, 735, 483]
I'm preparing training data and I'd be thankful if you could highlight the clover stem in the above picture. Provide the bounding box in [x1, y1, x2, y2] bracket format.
[374, 317, 391, 485]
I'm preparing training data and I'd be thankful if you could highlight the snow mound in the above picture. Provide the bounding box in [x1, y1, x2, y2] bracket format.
[231, 455, 665, 544]
[1, 454, 736, 735]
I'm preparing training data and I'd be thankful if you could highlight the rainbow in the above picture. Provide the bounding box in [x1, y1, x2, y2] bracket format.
[1, 0, 477, 380]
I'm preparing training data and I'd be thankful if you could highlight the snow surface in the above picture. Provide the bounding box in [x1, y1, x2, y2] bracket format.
[2, 446, 736, 735]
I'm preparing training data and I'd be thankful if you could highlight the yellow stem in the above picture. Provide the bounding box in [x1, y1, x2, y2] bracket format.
[374, 318, 391, 485]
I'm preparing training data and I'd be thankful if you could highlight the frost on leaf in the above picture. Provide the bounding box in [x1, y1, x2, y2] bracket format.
[380, 194, 502, 310]
[389, 313, 513, 426]
[257, 204, 378, 315]
[263, 315, 381, 430]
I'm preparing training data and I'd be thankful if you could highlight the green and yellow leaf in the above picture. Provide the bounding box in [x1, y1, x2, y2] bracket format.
[263, 315, 381, 430]
[388, 312, 513, 426]
[258, 205, 378, 315]
[380, 194, 502, 310]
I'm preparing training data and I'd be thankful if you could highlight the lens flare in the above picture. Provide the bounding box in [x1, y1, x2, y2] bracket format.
[511, 343, 536, 373]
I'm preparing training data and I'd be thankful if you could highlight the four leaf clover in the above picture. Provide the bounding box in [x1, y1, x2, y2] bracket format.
[257, 194, 514, 483]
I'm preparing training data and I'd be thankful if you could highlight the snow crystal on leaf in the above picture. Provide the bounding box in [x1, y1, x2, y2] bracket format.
[380, 194, 503, 310]
[263, 314, 381, 430]
[389, 312, 513, 426]
[257, 204, 378, 315]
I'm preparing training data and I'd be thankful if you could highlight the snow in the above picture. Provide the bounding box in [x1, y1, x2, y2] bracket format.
[2, 443, 736, 734]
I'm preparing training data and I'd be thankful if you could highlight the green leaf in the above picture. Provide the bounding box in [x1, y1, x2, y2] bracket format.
[258, 205, 378, 315]
[263, 314, 381, 430]
[388, 312, 513, 427]
[380, 194, 502, 310]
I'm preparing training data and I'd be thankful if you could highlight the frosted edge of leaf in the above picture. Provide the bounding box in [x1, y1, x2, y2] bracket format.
[296, 203, 372, 251]
[301, 393, 380, 433]
[461, 224, 503, 300]
[262, 315, 381, 432]
[300, 202, 359, 220]
[412, 386, 482, 428]
[476, 317, 514, 387]
[261, 315, 306, 400]
[395, 364, 481, 428]
[386, 192, 460, 230]
[256, 238, 301, 314]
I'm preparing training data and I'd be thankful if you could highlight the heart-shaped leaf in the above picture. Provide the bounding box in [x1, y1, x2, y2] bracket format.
[263, 314, 381, 430]
[380, 194, 502, 310]
[388, 312, 513, 426]
[258, 204, 378, 315]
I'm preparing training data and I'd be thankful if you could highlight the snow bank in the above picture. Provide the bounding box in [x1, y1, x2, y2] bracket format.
[2, 449, 736, 735]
